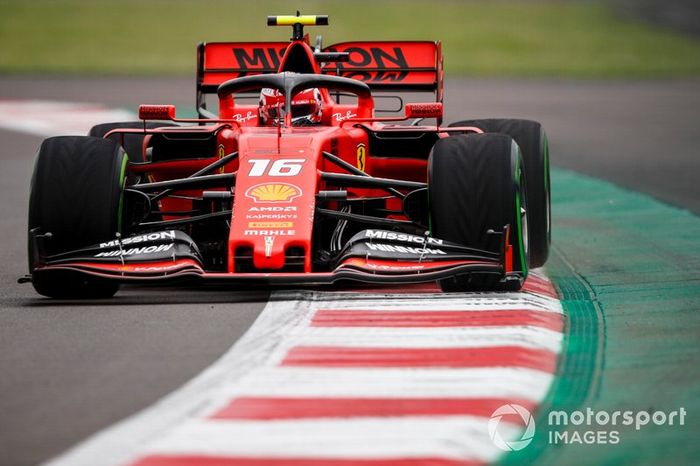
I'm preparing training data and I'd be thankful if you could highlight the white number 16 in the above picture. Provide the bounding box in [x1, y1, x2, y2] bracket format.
[248, 159, 304, 177]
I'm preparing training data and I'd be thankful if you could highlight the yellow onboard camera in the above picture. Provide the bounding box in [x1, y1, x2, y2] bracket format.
[267, 13, 329, 40]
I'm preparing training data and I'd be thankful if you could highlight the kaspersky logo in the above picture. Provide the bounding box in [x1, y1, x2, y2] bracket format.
[245, 183, 302, 203]
[488, 404, 536, 451]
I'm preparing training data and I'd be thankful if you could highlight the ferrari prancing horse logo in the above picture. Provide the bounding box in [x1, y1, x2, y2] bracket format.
[218, 144, 226, 173]
[356, 143, 366, 171]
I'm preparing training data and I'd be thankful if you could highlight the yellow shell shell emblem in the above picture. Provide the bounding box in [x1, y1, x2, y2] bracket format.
[245, 183, 302, 203]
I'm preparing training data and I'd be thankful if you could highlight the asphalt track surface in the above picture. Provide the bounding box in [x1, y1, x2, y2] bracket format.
[0, 76, 698, 465]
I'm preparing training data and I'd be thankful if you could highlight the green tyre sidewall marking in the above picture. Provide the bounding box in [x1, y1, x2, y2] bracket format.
[117, 153, 128, 233]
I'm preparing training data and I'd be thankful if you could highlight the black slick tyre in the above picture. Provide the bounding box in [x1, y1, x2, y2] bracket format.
[450, 119, 550, 267]
[429, 133, 528, 291]
[28, 136, 128, 298]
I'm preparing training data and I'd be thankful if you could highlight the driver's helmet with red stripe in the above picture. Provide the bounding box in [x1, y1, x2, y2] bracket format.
[259, 87, 323, 126]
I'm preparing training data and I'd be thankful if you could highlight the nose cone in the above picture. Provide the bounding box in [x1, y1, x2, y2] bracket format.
[228, 134, 318, 272]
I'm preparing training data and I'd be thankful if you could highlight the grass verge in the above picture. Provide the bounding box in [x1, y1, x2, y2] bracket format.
[1, 0, 700, 77]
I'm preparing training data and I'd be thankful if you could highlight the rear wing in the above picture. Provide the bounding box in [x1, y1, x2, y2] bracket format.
[197, 42, 288, 92]
[321, 41, 442, 93]
[196, 40, 443, 112]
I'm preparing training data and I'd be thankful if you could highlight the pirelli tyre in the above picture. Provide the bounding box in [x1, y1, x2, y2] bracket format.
[449, 119, 550, 267]
[28, 136, 128, 298]
[88, 121, 177, 163]
[429, 133, 528, 291]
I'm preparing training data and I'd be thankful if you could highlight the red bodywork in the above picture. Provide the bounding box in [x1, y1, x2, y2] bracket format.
[31, 34, 512, 287]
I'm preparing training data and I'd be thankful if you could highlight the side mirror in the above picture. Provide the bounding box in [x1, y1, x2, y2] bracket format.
[138, 104, 176, 120]
[405, 102, 443, 119]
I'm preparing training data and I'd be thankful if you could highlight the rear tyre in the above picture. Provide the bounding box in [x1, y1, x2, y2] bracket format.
[450, 119, 550, 267]
[28, 136, 128, 298]
[429, 133, 528, 291]
[88, 121, 177, 163]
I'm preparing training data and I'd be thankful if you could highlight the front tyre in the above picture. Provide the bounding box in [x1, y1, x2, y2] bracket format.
[429, 133, 528, 291]
[450, 119, 550, 267]
[28, 136, 127, 298]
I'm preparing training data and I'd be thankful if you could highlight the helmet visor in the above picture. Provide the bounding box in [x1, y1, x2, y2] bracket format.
[291, 103, 317, 118]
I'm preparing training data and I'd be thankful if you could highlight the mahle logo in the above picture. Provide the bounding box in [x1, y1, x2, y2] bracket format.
[488, 404, 536, 451]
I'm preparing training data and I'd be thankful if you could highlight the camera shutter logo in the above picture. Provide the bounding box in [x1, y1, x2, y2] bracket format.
[488, 404, 536, 451]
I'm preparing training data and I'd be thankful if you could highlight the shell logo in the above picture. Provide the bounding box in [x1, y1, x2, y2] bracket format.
[245, 183, 302, 203]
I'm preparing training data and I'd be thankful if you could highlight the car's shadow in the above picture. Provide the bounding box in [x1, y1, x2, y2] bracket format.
[19, 284, 271, 307]
[16, 279, 435, 307]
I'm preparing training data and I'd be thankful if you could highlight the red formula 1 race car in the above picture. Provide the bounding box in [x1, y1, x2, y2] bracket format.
[23, 14, 550, 298]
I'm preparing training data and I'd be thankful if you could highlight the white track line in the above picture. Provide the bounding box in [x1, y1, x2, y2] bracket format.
[0, 100, 134, 137]
[139, 416, 518, 463]
[214, 367, 555, 401]
[280, 326, 564, 352]
[307, 293, 563, 313]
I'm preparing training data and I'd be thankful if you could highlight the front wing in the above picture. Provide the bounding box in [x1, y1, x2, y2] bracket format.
[26, 229, 517, 287]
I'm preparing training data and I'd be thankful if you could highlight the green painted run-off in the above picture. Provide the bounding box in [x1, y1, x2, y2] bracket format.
[502, 168, 700, 465]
